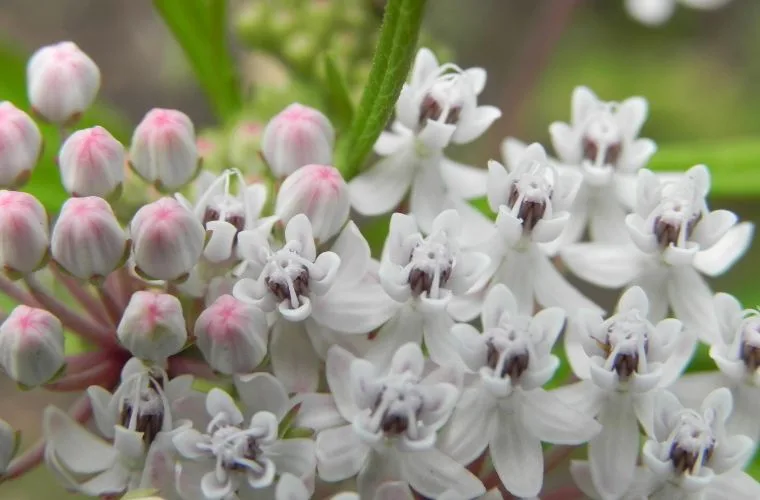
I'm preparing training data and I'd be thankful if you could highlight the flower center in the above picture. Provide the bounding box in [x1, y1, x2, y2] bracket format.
[407, 239, 453, 298]
[740, 317, 760, 372]
[361, 374, 428, 441]
[202, 423, 271, 482]
[597, 310, 650, 380]
[668, 411, 715, 475]
[118, 371, 167, 445]
[416, 64, 473, 129]
[485, 322, 532, 381]
[581, 111, 623, 168]
[263, 245, 311, 309]
[203, 195, 246, 236]
[507, 160, 555, 231]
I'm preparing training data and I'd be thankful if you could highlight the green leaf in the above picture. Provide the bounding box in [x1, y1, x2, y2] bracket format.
[336, 0, 427, 178]
[322, 54, 355, 132]
[153, 0, 242, 122]
[649, 139, 760, 196]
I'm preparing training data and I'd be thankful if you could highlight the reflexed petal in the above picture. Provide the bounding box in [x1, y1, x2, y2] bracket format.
[331, 222, 371, 288]
[356, 449, 403, 500]
[452, 106, 501, 145]
[235, 372, 290, 420]
[486, 160, 511, 212]
[710, 434, 753, 474]
[201, 470, 234, 499]
[491, 408, 544, 498]
[549, 121, 581, 164]
[87, 386, 116, 438]
[284, 214, 316, 262]
[409, 159, 447, 234]
[293, 393, 345, 432]
[589, 394, 639, 499]
[704, 470, 760, 500]
[374, 129, 409, 156]
[714, 292, 744, 345]
[438, 387, 495, 464]
[561, 243, 642, 288]
[588, 195, 631, 244]
[534, 251, 603, 314]
[349, 149, 416, 216]
[267, 438, 316, 478]
[571, 86, 599, 126]
[43, 406, 117, 474]
[271, 320, 320, 393]
[692, 209, 737, 250]
[450, 323, 487, 371]
[311, 282, 400, 334]
[77, 465, 131, 497]
[401, 448, 485, 499]
[422, 309, 466, 369]
[569, 461, 600, 500]
[693, 222, 754, 277]
[521, 388, 602, 444]
[173, 428, 209, 460]
[364, 306, 423, 370]
[439, 158, 489, 200]
[315, 424, 369, 481]
[325, 345, 360, 421]
[275, 473, 310, 500]
[668, 266, 718, 343]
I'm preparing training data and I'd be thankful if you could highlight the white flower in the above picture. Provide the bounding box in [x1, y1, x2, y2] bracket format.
[625, 0, 732, 27]
[235, 215, 396, 392]
[367, 209, 489, 368]
[453, 143, 598, 320]
[44, 405, 182, 497]
[275, 472, 417, 500]
[349, 47, 500, 241]
[640, 388, 758, 499]
[313, 343, 485, 499]
[440, 284, 600, 498]
[545, 86, 655, 246]
[0, 418, 19, 474]
[561, 165, 754, 341]
[557, 286, 692, 500]
[172, 376, 315, 500]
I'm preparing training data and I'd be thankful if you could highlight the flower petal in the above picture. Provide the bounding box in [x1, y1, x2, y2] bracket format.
[206, 388, 243, 424]
[235, 372, 290, 421]
[409, 160, 447, 234]
[271, 320, 320, 393]
[438, 387, 496, 464]
[349, 149, 416, 216]
[401, 448, 485, 499]
[267, 438, 316, 478]
[486, 160, 511, 213]
[315, 424, 369, 481]
[561, 243, 642, 288]
[549, 122, 581, 164]
[491, 407, 544, 498]
[43, 406, 117, 475]
[439, 157, 489, 199]
[452, 105, 501, 145]
[693, 222, 754, 277]
[668, 266, 718, 344]
[311, 282, 400, 335]
[325, 345, 360, 421]
[521, 388, 602, 444]
[534, 250, 603, 314]
[293, 393, 345, 432]
[275, 473, 310, 500]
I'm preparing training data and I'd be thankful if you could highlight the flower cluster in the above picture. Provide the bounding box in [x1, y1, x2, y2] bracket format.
[0, 36, 758, 500]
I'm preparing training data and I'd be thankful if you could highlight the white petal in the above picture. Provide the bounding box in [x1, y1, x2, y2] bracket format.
[561, 243, 642, 288]
[588, 194, 631, 244]
[616, 96, 648, 139]
[401, 449, 485, 499]
[463, 67, 487, 95]
[311, 282, 399, 334]
[330, 221, 371, 287]
[374, 129, 408, 156]
[452, 105, 501, 145]
[549, 122, 581, 164]
[78, 464, 131, 496]
[534, 250, 603, 314]
[569, 461, 600, 500]
[486, 160, 511, 213]
[531, 307, 566, 357]
[409, 160, 447, 234]
[325, 345, 360, 421]
[572, 86, 599, 126]
[625, 0, 677, 26]
[703, 470, 760, 500]
[293, 393, 345, 432]
[448, 251, 490, 295]
[349, 149, 416, 216]
[266, 438, 315, 478]
[521, 388, 602, 444]
[564, 312, 600, 380]
[668, 266, 718, 343]
[438, 388, 495, 464]
[448, 287, 487, 323]
[87, 386, 116, 438]
[693, 222, 754, 277]
[316, 424, 369, 481]
[410, 47, 439, 89]
[235, 372, 290, 421]
[364, 306, 423, 370]
[482, 283, 518, 330]
[206, 388, 243, 424]
[373, 482, 415, 500]
[491, 408, 544, 498]
[271, 320, 320, 393]
[204, 220, 238, 262]
[588, 395, 639, 499]
[284, 213, 316, 262]
[389, 342, 425, 377]
[692, 209, 737, 250]
[356, 449, 404, 500]
[275, 473, 310, 500]
[173, 428, 208, 460]
[43, 406, 117, 474]
[422, 310, 466, 369]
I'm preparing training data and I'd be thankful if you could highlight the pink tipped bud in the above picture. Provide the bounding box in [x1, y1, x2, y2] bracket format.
[130, 197, 205, 281]
[0, 102, 43, 188]
[0, 191, 49, 277]
[129, 108, 199, 191]
[0, 418, 18, 473]
[51, 197, 128, 281]
[275, 164, 349, 242]
[261, 103, 335, 177]
[58, 126, 125, 198]
[194, 294, 268, 374]
[26, 41, 100, 125]
[117, 291, 187, 361]
[0, 305, 64, 387]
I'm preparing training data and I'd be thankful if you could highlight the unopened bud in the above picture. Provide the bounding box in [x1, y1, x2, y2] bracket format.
[261, 103, 334, 177]
[129, 108, 200, 191]
[0, 418, 19, 474]
[0, 305, 64, 387]
[117, 291, 187, 361]
[194, 294, 268, 374]
[26, 41, 100, 125]
[51, 197, 128, 282]
[0, 191, 49, 277]
[275, 164, 349, 242]
[0, 102, 42, 188]
[58, 126, 125, 198]
[130, 197, 205, 281]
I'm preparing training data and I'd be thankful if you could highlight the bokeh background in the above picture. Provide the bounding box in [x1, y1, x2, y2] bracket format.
[1, 0, 759, 497]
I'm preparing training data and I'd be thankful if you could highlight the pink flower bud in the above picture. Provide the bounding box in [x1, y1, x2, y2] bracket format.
[117, 291, 187, 361]
[130, 197, 205, 281]
[275, 164, 349, 242]
[51, 197, 128, 282]
[129, 108, 200, 191]
[261, 103, 334, 177]
[193, 294, 268, 374]
[0, 305, 64, 387]
[26, 41, 100, 125]
[0, 191, 49, 277]
[58, 126, 125, 198]
[0, 102, 42, 188]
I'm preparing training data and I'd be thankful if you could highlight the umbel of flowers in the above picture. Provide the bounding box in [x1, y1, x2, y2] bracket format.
[0, 34, 757, 500]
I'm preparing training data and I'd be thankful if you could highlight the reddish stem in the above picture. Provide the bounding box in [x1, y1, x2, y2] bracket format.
[168, 355, 216, 379]
[63, 350, 113, 373]
[51, 264, 113, 327]
[543, 485, 585, 500]
[45, 359, 121, 392]
[467, 450, 488, 478]
[0, 275, 41, 307]
[96, 285, 124, 326]
[544, 445, 577, 473]
[1, 393, 93, 481]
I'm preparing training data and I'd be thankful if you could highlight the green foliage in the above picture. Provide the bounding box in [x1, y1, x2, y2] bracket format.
[335, 0, 427, 179]
[153, 0, 242, 122]
[322, 54, 355, 133]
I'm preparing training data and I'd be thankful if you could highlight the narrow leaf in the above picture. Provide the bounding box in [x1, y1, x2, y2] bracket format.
[336, 0, 427, 178]
[322, 54, 355, 132]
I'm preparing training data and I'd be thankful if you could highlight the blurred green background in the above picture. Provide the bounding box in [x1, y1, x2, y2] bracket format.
[1, 0, 759, 497]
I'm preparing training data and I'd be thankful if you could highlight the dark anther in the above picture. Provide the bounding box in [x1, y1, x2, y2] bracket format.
[741, 343, 760, 372]
[202, 207, 220, 226]
[582, 137, 622, 166]
[612, 352, 638, 380]
[419, 95, 461, 128]
[120, 403, 163, 446]
[501, 352, 530, 380]
[669, 442, 713, 474]
[486, 341, 499, 371]
[381, 413, 409, 435]
[265, 268, 309, 306]
[519, 200, 547, 231]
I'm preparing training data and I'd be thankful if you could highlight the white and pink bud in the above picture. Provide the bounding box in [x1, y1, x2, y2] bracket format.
[130, 197, 205, 281]
[0, 191, 49, 277]
[0, 102, 42, 188]
[261, 103, 335, 177]
[0, 418, 18, 474]
[193, 294, 268, 374]
[0, 305, 64, 387]
[26, 41, 100, 125]
[117, 291, 187, 362]
[275, 164, 349, 242]
[58, 126, 125, 198]
[129, 108, 200, 191]
[51, 197, 128, 282]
